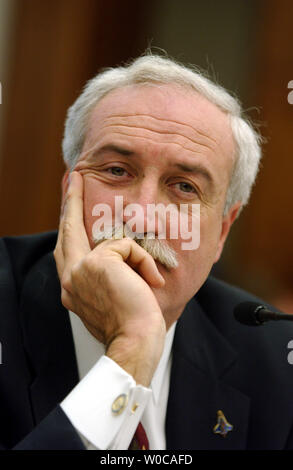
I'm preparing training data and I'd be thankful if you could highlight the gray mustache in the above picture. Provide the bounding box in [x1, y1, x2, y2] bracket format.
[93, 225, 178, 270]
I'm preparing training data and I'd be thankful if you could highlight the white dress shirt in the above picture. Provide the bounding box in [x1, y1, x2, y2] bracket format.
[60, 311, 176, 450]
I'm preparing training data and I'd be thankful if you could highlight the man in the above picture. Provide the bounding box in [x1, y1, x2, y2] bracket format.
[1, 54, 293, 450]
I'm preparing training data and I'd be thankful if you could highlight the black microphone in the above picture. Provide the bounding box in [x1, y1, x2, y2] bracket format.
[234, 301, 293, 326]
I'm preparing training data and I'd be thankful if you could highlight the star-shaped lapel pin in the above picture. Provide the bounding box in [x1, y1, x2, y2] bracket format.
[213, 410, 233, 437]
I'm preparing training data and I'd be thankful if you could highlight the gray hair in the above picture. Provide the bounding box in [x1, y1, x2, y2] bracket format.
[62, 53, 262, 215]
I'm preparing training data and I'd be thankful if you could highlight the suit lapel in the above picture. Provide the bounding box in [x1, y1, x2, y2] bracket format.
[166, 297, 250, 450]
[19, 252, 79, 425]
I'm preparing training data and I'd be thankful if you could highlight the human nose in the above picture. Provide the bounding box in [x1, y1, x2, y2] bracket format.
[122, 178, 163, 236]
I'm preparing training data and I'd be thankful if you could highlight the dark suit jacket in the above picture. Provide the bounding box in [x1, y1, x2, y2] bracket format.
[1, 231, 293, 450]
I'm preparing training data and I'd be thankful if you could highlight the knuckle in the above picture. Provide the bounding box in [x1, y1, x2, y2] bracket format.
[63, 219, 74, 236]
[120, 237, 132, 246]
[111, 237, 132, 252]
[53, 246, 59, 260]
[70, 262, 84, 287]
[71, 255, 103, 283]
[85, 254, 109, 285]
[61, 288, 72, 311]
[61, 272, 72, 293]
[83, 254, 99, 273]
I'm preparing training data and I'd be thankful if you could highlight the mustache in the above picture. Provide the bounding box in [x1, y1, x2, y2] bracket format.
[93, 224, 178, 270]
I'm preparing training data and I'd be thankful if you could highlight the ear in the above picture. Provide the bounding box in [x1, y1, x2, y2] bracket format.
[214, 202, 242, 263]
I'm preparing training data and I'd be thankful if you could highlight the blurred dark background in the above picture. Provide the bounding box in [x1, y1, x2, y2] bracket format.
[0, 0, 292, 311]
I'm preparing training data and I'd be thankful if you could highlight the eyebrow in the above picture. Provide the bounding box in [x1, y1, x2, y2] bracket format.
[173, 162, 214, 186]
[91, 144, 134, 158]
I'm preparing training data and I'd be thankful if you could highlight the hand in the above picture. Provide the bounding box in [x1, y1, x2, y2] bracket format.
[54, 171, 166, 386]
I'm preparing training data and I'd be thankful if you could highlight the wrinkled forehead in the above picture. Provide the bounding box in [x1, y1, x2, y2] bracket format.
[84, 83, 236, 166]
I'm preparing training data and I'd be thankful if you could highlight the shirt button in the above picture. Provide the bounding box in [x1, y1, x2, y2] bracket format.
[111, 393, 128, 415]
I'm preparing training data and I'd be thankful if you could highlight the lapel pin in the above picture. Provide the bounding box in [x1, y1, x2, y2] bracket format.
[213, 410, 233, 437]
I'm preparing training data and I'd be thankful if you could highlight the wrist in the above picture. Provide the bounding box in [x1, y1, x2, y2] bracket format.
[106, 321, 166, 386]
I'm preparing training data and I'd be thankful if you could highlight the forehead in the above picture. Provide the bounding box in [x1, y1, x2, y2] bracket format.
[85, 83, 234, 148]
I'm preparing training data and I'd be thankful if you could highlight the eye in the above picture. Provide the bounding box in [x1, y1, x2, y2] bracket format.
[107, 166, 128, 177]
[175, 182, 196, 193]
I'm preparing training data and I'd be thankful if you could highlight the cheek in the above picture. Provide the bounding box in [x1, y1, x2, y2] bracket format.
[82, 176, 116, 247]
[175, 211, 220, 257]
[199, 210, 223, 253]
[168, 214, 221, 285]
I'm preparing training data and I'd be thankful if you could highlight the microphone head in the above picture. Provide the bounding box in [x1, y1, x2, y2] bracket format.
[233, 301, 265, 326]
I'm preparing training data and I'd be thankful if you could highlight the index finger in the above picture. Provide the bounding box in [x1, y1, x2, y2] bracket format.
[57, 171, 90, 271]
